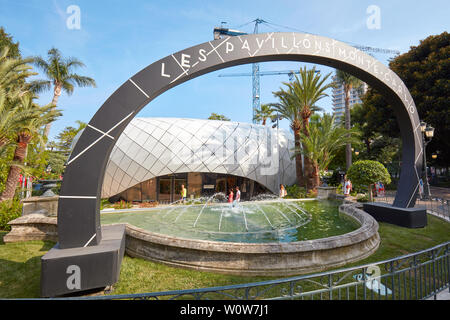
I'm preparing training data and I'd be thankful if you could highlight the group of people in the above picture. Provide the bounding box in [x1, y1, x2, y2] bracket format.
[227, 186, 241, 206]
[342, 176, 385, 197]
[182, 177, 378, 202]
[180, 183, 291, 205]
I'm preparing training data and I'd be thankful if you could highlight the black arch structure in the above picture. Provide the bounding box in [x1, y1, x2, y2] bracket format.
[41, 32, 423, 296]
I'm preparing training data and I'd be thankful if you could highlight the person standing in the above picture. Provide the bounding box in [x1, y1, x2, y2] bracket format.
[234, 186, 241, 207]
[181, 184, 187, 203]
[228, 189, 234, 205]
[279, 184, 287, 198]
[343, 175, 352, 197]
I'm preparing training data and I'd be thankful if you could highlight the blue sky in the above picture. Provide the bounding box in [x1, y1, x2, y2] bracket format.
[0, 0, 449, 140]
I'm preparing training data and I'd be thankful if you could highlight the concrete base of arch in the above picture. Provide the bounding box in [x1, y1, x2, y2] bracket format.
[40, 224, 126, 297]
[363, 203, 427, 228]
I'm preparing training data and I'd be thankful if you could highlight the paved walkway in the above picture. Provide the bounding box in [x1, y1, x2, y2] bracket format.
[371, 187, 450, 221]
[427, 289, 450, 300]
[369, 186, 450, 299]
[429, 186, 450, 199]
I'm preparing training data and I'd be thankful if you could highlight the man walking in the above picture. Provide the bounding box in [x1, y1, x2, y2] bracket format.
[233, 186, 241, 207]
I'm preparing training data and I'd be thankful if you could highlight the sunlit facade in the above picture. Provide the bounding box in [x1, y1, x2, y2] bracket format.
[100, 118, 296, 203]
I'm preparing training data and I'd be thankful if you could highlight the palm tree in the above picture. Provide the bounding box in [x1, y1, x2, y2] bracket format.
[0, 93, 61, 201]
[270, 66, 333, 188]
[0, 47, 37, 149]
[297, 113, 361, 190]
[269, 86, 304, 186]
[288, 67, 334, 137]
[253, 104, 274, 125]
[335, 70, 362, 170]
[32, 48, 96, 140]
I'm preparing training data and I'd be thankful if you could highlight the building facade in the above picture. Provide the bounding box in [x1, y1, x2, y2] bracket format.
[100, 117, 296, 203]
[332, 75, 368, 124]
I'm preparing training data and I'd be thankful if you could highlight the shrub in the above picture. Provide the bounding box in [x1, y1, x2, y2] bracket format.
[356, 193, 369, 202]
[112, 200, 133, 210]
[139, 201, 158, 208]
[284, 185, 307, 199]
[347, 160, 391, 201]
[307, 189, 318, 198]
[0, 198, 22, 231]
[100, 198, 113, 210]
[336, 183, 343, 194]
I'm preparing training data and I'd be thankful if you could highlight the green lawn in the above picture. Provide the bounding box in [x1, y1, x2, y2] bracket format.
[1, 214, 449, 298]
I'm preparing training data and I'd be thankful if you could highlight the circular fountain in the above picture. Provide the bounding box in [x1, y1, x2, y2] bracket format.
[101, 196, 380, 276]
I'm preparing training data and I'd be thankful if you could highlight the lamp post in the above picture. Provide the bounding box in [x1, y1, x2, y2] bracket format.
[420, 121, 434, 200]
[272, 112, 282, 192]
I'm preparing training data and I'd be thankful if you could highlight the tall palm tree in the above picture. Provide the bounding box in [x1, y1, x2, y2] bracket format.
[32, 47, 96, 140]
[297, 113, 361, 190]
[288, 67, 334, 137]
[253, 104, 274, 125]
[270, 66, 333, 188]
[335, 70, 362, 170]
[269, 86, 304, 186]
[0, 93, 61, 201]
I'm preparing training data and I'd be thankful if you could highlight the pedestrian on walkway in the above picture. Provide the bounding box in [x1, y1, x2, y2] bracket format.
[343, 175, 352, 197]
[233, 186, 241, 207]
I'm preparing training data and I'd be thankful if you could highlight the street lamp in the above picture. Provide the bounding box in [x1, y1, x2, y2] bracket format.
[420, 121, 434, 199]
[271, 112, 283, 192]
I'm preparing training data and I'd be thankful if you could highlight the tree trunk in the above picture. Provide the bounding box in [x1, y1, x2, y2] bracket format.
[0, 133, 31, 201]
[294, 128, 304, 187]
[365, 138, 371, 155]
[301, 106, 313, 191]
[308, 162, 321, 191]
[368, 184, 373, 202]
[43, 83, 61, 141]
[344, 85, 352, 170]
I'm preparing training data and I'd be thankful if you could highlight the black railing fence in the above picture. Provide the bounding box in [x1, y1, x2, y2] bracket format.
[60, 241, 449, 301]
[37, 191, 449, 301]
[373, 191, 449, 221]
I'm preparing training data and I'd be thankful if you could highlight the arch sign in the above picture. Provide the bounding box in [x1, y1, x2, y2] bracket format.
[41, 32, 423, 297]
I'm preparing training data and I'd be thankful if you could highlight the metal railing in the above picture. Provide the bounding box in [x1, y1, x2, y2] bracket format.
[69, 241, 449, 300]
[373, 191, 450, 221]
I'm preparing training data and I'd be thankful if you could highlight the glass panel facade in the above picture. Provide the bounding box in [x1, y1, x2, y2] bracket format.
[110, 172, 269, 203]
[102, 118, 296, 199]
[158, 178, 171, 203]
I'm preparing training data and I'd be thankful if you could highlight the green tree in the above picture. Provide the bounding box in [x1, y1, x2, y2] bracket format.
[32, 48, 96, 140]
[207, 113, 230, 121]
[354, 32, 449, 167]
[0, 27, 21, 59]
[42, 120, 87, 178]
[347, 160, 391, 202]
[335, 70, 363, 170]
[0, 47, 38, 149]
[53, 120, 87, 152]
[253, 104, 274, 125]
[296, 113, 360, 190]
[270, 66, 333, 188]
[0, 94, 61, 201]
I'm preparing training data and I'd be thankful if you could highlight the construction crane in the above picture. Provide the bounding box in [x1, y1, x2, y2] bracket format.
[214, 19, 266, 123]
[213, 19, 401, 123]
[219, 70, 301, 81]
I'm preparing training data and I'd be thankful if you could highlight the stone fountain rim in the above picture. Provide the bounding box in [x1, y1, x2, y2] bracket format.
[114, 203, 378, 254]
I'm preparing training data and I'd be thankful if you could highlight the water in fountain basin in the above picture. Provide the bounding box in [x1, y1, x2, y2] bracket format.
[101, 198, 359, 243]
